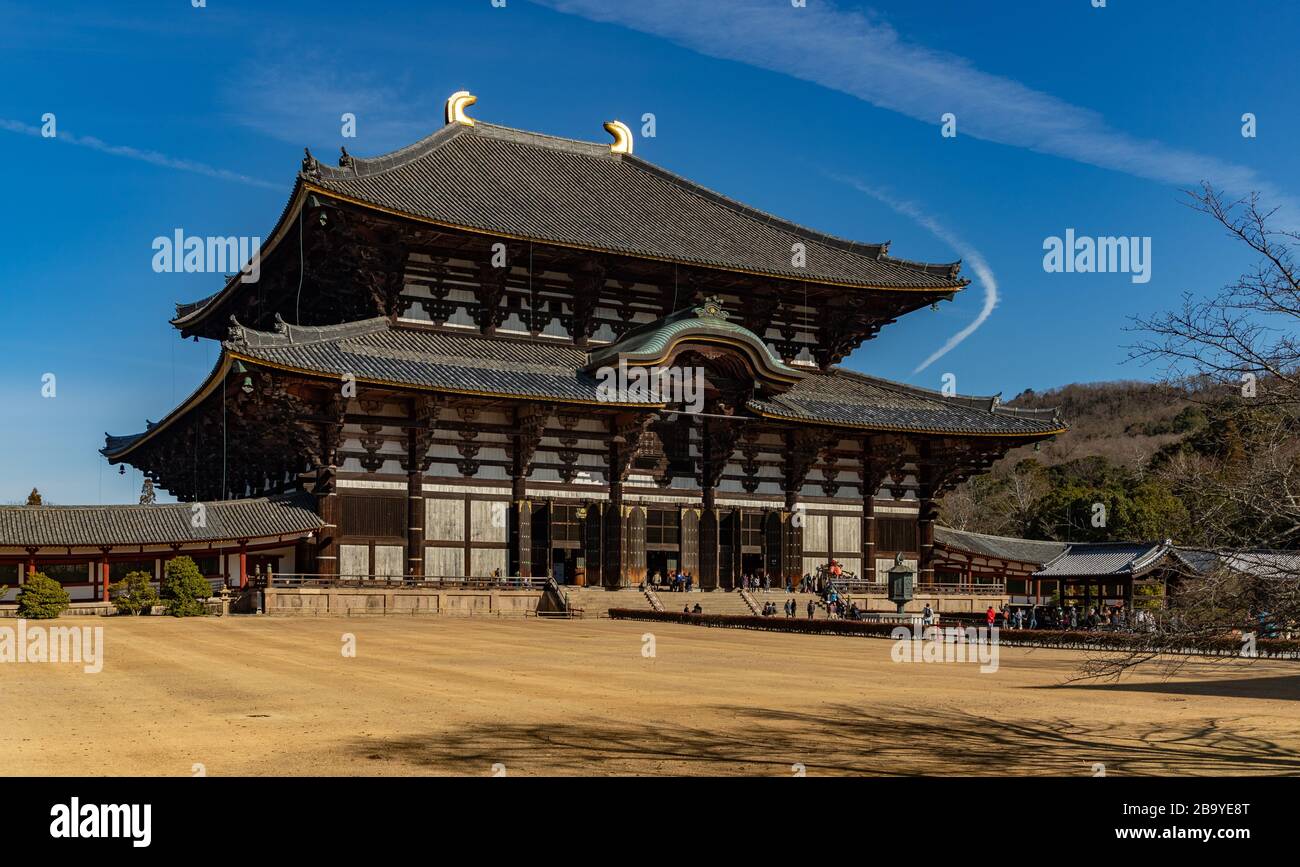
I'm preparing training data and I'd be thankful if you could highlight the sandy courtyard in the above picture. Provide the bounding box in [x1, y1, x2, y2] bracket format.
[2, 615, 1298, 777]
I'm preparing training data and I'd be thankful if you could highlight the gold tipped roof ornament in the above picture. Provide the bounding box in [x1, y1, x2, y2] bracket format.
[445, 91, 478, 127]
[603, 120, 634, 155]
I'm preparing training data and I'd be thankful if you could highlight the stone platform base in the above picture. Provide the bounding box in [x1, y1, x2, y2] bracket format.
[262, 587, 544, 617]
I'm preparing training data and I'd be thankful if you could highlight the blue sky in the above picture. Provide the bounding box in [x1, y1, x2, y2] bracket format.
[1, 0, 1296, 504]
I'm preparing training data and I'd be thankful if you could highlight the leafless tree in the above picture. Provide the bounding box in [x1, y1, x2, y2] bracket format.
[1082, 186, 1300, 676]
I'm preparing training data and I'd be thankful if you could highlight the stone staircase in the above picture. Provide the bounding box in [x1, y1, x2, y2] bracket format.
[559, 587, 650, 618]
[670, 590, 760, 617]
[558, 586, 770, 619]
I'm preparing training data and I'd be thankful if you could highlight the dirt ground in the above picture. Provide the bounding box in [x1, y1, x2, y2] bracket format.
[2, 615, 1298, 777]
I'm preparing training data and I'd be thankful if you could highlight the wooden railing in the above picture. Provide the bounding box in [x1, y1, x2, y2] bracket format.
[834, 579, 1007, 595]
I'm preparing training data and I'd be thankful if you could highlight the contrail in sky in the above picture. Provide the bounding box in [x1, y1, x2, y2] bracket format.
[0, 118, 278, 189]
[834, 175, 997, 374]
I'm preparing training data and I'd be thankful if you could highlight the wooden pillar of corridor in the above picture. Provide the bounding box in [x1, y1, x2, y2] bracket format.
[98, 547, 111, 602]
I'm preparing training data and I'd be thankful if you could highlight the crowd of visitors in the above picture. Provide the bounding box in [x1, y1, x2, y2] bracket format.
[981, 603, 1156, 631]
[647, 570, 695, 593]
[649, 561, 1161, 633]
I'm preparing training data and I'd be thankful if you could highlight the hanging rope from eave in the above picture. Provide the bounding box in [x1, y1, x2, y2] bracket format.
[295, 203, 305, 325]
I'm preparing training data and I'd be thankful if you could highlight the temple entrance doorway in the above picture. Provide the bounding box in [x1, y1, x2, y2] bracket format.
[551, 548, 583, 585]
[646, 551, 676, 588]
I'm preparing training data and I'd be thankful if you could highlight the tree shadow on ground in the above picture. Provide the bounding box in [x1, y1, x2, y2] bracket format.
[1042, 674, 1300, 702]
[346, 703, 1300, 776]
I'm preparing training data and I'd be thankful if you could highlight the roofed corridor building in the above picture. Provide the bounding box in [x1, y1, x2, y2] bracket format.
[6, 93, 1067, 602]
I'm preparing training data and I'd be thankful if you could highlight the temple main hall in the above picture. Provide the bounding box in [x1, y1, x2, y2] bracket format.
[3, 93, 1066, 603]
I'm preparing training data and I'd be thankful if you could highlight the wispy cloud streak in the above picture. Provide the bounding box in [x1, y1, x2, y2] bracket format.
[0, 118, 278, 189]
[835, 176, 997, 373]
[533, 0, 1296, 222]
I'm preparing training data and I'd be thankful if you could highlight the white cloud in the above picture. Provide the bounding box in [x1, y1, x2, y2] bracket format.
[532, 0, 1297, 223]
[225, 57, 436, 151]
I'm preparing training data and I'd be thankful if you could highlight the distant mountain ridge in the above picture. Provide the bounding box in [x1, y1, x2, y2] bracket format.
[1005, 380, 1202, 470]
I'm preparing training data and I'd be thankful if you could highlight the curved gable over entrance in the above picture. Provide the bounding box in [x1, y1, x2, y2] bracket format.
[586, 297, 804, 397]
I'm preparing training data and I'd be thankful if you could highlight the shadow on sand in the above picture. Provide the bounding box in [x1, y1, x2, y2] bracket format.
[1044, 674, 1300, 702]
[346, 702, 1300, 776]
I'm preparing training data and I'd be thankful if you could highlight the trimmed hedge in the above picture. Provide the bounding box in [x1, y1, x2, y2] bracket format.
[610, 608, 911, 638]
[17, 572, 70, 619]
[607, 609, 1300, 658]
[110, 570, 160, 615]
[161, 556, 212, 617]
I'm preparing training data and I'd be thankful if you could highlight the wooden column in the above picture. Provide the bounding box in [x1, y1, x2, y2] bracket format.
[918, 498, 938, 586]
[603, 501, 626, 588]
[782, 510, 803, 584]
[862, 492, 877, 584]
[406, 461, 425, 580]
[512, 476, 532, 578]
[584, 503, 603, 587]
[508, 405, 549, 579]
[316, 421, 341, 579]
[406, 400, 425, 579]
[238, 543, 248, 590]
[680, 508, 700, 577]
[728, 508, 743, 590]
[604, 434, 627, 588]
[626, 505, 646, 586]
[698, 497, 719, 590]
[698, 417, 736, 592]
[406, 398, 440, 580]
[99, 550, 111, 603]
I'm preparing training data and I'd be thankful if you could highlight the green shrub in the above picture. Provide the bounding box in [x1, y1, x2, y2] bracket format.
[161, 556, 212, 617]
[17, 572, 70, 619]
[110, 570, 160, 615]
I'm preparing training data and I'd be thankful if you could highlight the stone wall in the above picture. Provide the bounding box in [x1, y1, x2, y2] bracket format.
[263, 587, 542, 617]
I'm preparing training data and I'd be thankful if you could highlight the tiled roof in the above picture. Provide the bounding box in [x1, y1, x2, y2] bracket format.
[0, 494, 322, 549]
[1217, 550, 1300, 579]
[749, 368, 1065, 436]
[231, 319, 1059, 434]
[106, 317, 1065, 459]
[1033, 543, 1171, 578]
[229, 317, 623, 404]
[934, 527, 1067, 566]
[305, 122, 966, 292]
